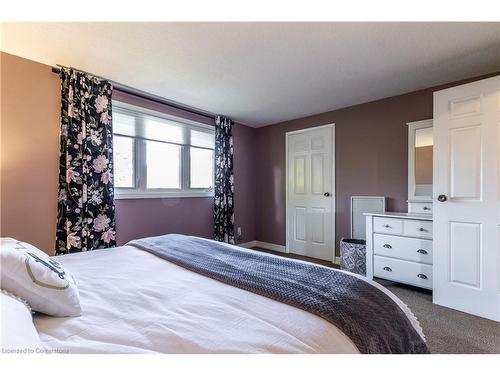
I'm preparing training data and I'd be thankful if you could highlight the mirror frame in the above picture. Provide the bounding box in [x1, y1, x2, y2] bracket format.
[407, 119, 433, 202]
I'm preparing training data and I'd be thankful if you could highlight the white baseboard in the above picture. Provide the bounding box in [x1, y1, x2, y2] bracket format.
[254, 241, 287, 253]
[238, 240, 340, 265]
[237, 240, 257, 249]
[237, 240, 286, 253]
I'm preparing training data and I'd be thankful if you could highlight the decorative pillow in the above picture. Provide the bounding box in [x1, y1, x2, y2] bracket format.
[1, 289, 44, 352]
[0, 238, 82, 317]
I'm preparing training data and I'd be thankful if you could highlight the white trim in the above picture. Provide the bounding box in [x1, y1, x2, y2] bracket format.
[285, 134, 289, 255]
[237, 240, 339, 265]
[284, 123, 336, 136]
[237, 240, 257, 249]
[365, 215, 374, 280]
[254, 241, 287, 253]
[285, 124, 336, 261]
[236, 240, 286, 253]
[407, 119, 433, 202]
[114, 190, 214, 199]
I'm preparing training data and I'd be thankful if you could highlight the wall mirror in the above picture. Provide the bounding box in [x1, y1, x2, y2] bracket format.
[407, 119, 433, 202]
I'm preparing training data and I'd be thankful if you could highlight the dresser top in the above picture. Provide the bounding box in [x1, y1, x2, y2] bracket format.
[363, 211, 433, 221]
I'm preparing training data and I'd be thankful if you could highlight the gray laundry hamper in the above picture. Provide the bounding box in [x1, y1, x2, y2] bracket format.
[340, 238, 366, 276]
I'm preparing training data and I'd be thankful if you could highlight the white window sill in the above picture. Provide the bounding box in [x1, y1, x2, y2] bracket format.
[114, 190, 214, 200]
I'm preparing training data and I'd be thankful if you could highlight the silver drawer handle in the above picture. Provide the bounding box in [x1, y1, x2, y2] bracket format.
[417, 249, 428, 255]
[384, 224, 391, 228]
[383, 267, 392, 272]
[383, 244, 392, 249]
[418, 227, 427, 232]
[423, 206, 430, 211]
[417, 273, 428, 280]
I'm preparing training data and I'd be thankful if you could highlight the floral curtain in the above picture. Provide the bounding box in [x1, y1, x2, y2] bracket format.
[214, 115, 235, 244]
[55, 68, 116, 255]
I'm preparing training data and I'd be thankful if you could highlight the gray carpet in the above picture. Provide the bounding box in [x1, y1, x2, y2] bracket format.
[378, 279, 500, 354]
[252, 247, 500, 354]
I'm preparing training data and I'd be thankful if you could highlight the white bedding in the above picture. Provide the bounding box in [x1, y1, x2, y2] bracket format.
[34, 239, 423, 354]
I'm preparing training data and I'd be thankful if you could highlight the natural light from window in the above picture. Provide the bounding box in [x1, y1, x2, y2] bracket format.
[190, 148, 214, 189]
[146, 141, 181, 189]
[112, 102, 215, 198]
[114, 136, 134, 188]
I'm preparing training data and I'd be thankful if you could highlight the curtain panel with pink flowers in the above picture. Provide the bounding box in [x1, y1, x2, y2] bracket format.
[214, 115, 234, 244]
[55, 68, 116, 255]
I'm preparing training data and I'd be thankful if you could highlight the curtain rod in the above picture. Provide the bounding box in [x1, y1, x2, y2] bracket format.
[51, 65, 216, 121]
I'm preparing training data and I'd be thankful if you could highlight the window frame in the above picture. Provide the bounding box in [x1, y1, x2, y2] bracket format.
[113, 101, 215, 199]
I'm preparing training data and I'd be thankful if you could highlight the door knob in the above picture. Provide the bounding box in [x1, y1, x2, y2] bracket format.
[324, 192, 331, 197]
[437, 194, 447, 202]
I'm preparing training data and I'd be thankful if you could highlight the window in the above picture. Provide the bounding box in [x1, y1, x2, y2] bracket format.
[113, 102, 215, 198]
[113, 136, 135, 188]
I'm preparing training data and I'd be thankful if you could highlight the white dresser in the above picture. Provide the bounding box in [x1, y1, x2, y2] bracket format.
[365, 212, 433, 289]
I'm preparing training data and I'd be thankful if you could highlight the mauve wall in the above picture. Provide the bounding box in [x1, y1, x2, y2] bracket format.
[254, 72, 500, 256]
[115, 198, 214, 244]
[0, 52, 256, 254]
[232, 122, 257, 243]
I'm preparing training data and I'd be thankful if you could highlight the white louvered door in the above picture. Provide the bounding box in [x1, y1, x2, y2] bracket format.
[286, 125, 335, 261]
[433, 75, 500, 321]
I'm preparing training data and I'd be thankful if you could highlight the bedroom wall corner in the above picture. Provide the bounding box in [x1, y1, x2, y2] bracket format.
[232, 123, 257, 244]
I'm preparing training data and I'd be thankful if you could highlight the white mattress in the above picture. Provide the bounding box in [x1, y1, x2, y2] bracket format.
[34, 239, 423, 354]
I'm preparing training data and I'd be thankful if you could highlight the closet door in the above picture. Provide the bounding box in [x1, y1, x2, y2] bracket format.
[287, 125, 335, 261]
[433, 75, 499, 321]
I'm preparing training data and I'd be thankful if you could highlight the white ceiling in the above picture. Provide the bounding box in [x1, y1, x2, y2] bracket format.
[1, 22, 499, 127]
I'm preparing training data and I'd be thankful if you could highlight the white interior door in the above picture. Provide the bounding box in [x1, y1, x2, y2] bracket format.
[286, 125, 334, 261]
[433, 75, 500, 321]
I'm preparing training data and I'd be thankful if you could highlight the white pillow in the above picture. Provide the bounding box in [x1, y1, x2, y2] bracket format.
[1, 289, 44, 352]
[0, 238, 82, 317]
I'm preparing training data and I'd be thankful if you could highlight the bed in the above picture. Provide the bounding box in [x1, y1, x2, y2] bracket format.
[30, 235, 427, 354]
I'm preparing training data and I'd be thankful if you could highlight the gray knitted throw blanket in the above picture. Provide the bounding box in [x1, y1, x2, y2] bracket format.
[128, 234, 429, 354]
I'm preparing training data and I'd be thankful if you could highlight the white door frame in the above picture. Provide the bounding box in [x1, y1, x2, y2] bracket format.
[285, 124, 336, 260]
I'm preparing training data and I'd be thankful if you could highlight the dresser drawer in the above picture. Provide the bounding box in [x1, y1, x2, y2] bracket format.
[373, 217, 403, 235]
[374, 256, 433, 289]
[373, 234, 433, 264]
[403, 220, 433, 239]
[408, 202, 433, 214]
